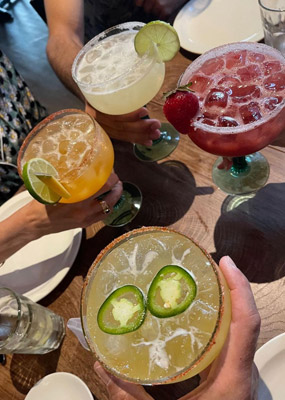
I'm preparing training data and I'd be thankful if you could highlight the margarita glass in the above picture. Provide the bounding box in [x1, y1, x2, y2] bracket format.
[17, 109, 141, 226]
[81, 227, 231, 384]
[72, 21, 179, 163]
[179, 42, 285, 195]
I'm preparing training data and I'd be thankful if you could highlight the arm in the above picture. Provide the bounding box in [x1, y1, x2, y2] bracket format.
[44, 0, 85, 99]
[0, 174, 122, 263]
[44, 0, 161, 145]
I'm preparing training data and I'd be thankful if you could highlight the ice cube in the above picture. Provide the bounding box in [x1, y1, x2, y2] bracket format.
[225, 50, 247, 69]
[200, 58, 224, 75]
[262, 61, 281, 76]
[188, 75, 212, 94]
[264, 72, 285, 91]
[239, 102, 262, 124]
[230, 85, 260, 103]
[237, 65, 261, 82]
[205, 88, 228, 108]
[217, 116, 239, 127]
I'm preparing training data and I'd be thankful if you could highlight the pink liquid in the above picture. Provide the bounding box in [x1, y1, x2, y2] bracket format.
[179, 43, 285, 157]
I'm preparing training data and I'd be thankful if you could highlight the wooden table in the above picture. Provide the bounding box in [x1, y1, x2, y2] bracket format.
[1, 51, 285, 400]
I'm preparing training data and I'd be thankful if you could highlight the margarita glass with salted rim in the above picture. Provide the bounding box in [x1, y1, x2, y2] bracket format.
[179, 42, 285, 196]
[72, 21, 180, 163]
[81, 226, 231, 384]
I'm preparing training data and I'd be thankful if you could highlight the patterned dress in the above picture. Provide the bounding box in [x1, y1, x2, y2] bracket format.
[0, 50, 47, 205]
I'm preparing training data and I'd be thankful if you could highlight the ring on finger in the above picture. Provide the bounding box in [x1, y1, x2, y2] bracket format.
[99, 200, 111, 214]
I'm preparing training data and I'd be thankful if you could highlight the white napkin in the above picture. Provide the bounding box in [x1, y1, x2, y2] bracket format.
[67, 318, 90, 351]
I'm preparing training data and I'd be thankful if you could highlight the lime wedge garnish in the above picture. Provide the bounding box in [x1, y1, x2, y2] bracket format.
[35, 174, 71, 199]
[134, 20, 180, 62]
[22, 158, 70, 204]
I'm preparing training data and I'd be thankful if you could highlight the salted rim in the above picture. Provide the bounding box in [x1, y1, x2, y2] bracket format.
[72, 22, 160, 94]
[178, 41, 285, 135]
[80, 226, 228, 385]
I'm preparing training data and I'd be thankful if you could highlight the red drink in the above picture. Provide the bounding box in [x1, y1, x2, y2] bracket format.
[179, 42, 285, 157]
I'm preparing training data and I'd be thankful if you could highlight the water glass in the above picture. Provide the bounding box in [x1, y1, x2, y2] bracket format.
[259, 0, 285, 55]
[0, 287, 65, 354]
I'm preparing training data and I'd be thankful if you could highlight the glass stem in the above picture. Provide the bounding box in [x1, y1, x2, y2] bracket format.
[231, 156, 249, 175]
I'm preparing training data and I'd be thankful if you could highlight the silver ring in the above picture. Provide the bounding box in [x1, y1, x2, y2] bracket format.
[99, 200, 111, 214]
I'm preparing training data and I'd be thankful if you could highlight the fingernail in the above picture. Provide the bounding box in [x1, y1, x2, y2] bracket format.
[139, 109, 149, 118]
[225, 256, 237, 269]
[150, 129, 160, 140]
[144, 140, 153, 147]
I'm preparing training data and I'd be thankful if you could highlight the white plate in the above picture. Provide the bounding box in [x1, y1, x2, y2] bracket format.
[174, 0, 264, 54]
[254, 332, 285, 400]
[0, 191, 82, 302]
[25, 372, 93, 400]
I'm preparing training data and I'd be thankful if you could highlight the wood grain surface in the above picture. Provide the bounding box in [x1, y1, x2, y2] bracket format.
[1, 51, 285, 400]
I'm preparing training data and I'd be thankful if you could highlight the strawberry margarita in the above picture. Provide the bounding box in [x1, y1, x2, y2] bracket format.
[179, 42, 285, 194]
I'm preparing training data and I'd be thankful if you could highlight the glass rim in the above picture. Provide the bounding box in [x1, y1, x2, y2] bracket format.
[16, 108, 92, 178]
[0, 287, 21, 347]
[80, 226, 227, 385]
[178, 41, 285, 135]
[258, 0, 285, 12]
[72, 21, 160, 92]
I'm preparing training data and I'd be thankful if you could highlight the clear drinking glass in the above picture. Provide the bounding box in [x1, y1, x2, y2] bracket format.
[178, 41, 285, 197]
[72, 21, 179, 163]
[259, 0, 285, 56]
[0, 287, 65, 354]
[81, 227, 231, 384]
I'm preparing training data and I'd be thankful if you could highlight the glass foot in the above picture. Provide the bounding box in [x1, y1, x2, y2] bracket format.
[104, 182, 142, 227]
[133, 123, 179, 162]
[212, 152, 270, 195]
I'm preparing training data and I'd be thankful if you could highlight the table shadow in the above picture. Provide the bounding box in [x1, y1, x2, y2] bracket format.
[114, 141, 213, 228]
[212, 183, 285, 283]
[8, 348, 61, 395]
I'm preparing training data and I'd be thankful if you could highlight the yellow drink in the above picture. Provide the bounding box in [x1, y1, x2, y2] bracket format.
[72, 23, 165, 115]
[81, 227, 231, 384]
[18, 110, 114, 203]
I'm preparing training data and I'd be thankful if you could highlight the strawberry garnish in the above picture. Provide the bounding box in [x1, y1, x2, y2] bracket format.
[163, 84, 199, 134]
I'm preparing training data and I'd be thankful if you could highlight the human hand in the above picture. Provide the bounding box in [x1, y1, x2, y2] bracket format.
[93, 256, 261, 400]
[24, 172, 122, 237]
[85, 103, 161, 146]
[135, 0, 186, 19]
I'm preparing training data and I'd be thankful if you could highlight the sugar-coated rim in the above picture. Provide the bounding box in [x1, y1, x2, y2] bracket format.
[179, 41, 285, 135]
[72, 21, 160, 93]
[80, 226, 228, 385]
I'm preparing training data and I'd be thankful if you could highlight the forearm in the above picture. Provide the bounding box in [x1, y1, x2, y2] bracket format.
[0, 208, 40, 263]
[46, 34, 84, 100]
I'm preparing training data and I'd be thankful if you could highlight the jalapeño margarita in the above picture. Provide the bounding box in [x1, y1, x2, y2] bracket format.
[81, 227, 231, 384]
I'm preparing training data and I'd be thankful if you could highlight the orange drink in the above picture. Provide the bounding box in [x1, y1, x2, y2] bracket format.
[18, 109, 114, 203]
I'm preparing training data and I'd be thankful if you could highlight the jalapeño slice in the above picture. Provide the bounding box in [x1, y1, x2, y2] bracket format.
[147, 265, 196, 318]
[97, 285, 146, 334]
